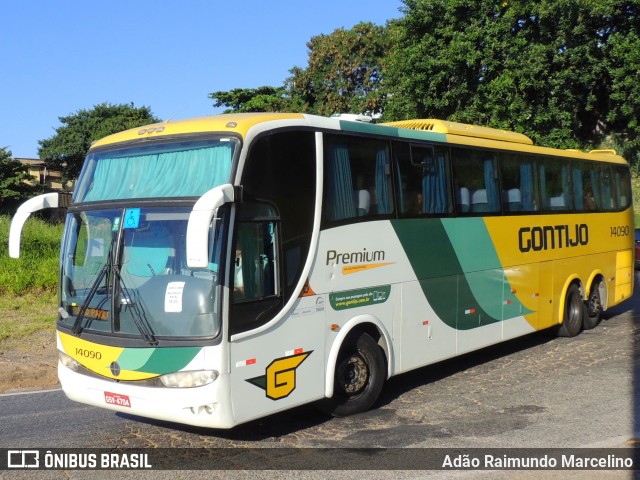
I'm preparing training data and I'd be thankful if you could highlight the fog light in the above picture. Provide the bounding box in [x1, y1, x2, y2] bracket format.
[159, 370, 218, 388]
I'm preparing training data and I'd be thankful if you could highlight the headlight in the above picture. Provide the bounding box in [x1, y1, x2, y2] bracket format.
[159, 370, 218, 388]
[58, 350, 81, 372]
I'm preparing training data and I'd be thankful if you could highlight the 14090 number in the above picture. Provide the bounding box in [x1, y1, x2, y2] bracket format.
[75, 348, 102, 360]
[610, 226, 630, 237]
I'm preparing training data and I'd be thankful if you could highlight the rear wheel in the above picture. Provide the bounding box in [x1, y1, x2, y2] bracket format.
[583, 281, 602, 330]
[557, 284, 583, 337]
[320, 332, 385, 417]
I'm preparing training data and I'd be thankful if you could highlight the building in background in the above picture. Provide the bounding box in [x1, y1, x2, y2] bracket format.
[16, 158, 71, 191]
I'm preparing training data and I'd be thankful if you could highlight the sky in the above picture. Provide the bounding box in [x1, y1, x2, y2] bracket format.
[0, 1, 403, 159]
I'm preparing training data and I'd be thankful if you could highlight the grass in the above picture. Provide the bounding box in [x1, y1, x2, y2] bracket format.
[0, 214, 62, 345]
[0, 215, 62, 294]
[0, 292, 57, 345]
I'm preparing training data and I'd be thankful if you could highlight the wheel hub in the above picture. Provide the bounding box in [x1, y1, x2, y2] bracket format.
[588, 293, 601, 316]
[338, 354, 369, 394]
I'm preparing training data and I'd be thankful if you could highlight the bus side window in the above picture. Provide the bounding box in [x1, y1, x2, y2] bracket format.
[394, 141, 451, 217]
[600, 165, 617, 211]
[616, 166, 632, 209]
[230, 203, 282, 335]
[452, 148, 500, 213]
[323, 136, 394, 224]
[572, 163, 599, 212]
[540, 159, 572, 211]
[233, 221, 278, 303]
[499, 153, 539, 212]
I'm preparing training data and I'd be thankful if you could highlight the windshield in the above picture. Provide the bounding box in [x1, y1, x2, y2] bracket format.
[59, 207, 225, 341]
[73, 137, 237, 202]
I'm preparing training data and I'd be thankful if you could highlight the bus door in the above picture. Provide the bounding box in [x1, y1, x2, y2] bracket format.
[227, 204, 325, 425]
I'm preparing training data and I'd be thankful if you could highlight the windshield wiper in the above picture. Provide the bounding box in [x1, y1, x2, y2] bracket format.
[113, 265, 158, 346]
[71, 224, 118, 336]
[71, 262, 109, 335]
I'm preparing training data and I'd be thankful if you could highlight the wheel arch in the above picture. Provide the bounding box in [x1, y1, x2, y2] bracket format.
[585, 271, 608, 311]
[324, 315, 393, 399]
[557, 275, 584, 326]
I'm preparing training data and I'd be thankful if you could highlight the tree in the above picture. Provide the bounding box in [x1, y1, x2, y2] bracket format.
[209, 86, 290, 113]
[384, 0, 640, 162]
[604, 18, 640, 164]
[38, 103, 160, 182]
[0, 147, 33, 210]
[287, 22, 390, 116]
[209, 23, 390, 117]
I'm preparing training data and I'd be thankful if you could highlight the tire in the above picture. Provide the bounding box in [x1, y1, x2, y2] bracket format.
[582, 281, 602, 330]
[320, 332, 386, 417]
[557, 284, 583, 337]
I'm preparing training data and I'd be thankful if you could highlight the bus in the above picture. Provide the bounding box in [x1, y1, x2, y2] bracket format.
[9, 113, 634, 428]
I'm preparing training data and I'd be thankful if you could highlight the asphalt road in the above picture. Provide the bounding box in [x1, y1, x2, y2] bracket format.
[1, 273, 639, 479]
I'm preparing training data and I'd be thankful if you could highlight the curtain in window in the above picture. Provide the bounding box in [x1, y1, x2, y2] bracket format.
[572, 166, 584, 210]
[483, 158, 499, 211]
[615, 170, 623, 207]
[601, 166, 613, 210]
[394, 155, 405, 214]
[539, 164, 548, 209]
[422, 152, 447, 214]
[325, 144, 355, 221]
[520, 162, 535, 211]
[561, 166, 571, 208]
[82, 144, 233, 201]
[375, 148, 391, 214]
[590, 168, 601, 209]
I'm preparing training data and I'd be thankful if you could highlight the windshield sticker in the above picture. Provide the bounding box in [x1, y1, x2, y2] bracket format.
[124, 208, 141, 229]
[164, 281, 186, 313]
[329, 285, 391, 311]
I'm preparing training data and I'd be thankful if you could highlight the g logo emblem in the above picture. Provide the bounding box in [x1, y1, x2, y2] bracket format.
[246, 351, 312, 400]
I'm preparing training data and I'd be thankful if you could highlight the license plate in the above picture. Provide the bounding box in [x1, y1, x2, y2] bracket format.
[104, 391, 131, 408]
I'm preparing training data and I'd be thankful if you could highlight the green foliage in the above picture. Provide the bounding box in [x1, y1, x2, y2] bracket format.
[209, 86, 290, 113]
[38, 103, 161, 181]
[606, 27, 640, 165]
[0, 147, 36, 212]
[383, 0, 640, 161]
[209, 22, 389, 117]
[0, 215, 62, 294]
[287, 22, 390, 116]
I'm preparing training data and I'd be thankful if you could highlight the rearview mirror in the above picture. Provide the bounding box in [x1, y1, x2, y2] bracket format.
[186, 184, 235, 268]
[9, 192, 62, 258]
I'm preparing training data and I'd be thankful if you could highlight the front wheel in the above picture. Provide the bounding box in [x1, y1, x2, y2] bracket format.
[557, 284, 583, 337]
[320, 332, 386, 417]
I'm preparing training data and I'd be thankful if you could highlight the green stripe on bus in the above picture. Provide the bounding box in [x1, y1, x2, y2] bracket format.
[116, 348, 155, 370]
[392, 218, 530, 330]
[118, 347, 202, 375]
[441, 218, 532, 319]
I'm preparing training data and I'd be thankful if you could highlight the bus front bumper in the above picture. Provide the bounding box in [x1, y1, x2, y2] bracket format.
[58, 361, 236, 429]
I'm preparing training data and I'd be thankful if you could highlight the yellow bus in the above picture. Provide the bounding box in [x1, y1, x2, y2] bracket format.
[9, 113, 634, 428]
